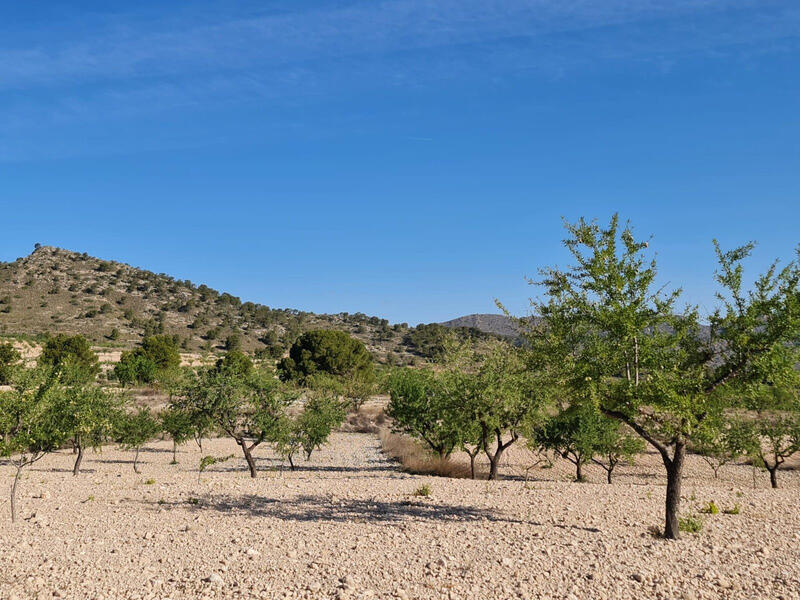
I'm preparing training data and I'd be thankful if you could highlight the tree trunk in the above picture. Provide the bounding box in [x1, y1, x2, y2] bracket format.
[287, 453, 295, 471]
[663, 440, 686, 540]
[469, 453, 477, 479]
[483, 429, 517, 481]
[133, 447, 141, 474]
[767, 465, 778, 489]
[172, 441, 178, 464]
[606, 467, 612, 484]
[73, 444, 84, 476]
[10, 466, 22, 523]
[240, 443, 258, 478]
[575, 461, 583, 482]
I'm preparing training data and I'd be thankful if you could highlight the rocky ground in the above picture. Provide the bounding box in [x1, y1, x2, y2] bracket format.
[1, 433, 798, 600]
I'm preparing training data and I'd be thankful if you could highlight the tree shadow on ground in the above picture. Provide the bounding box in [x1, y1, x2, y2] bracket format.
[142, 493, 600, 532]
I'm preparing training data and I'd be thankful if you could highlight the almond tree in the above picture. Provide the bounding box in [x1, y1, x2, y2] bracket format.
[387, 368, 462, 459]
[528, 215, 800, 538]
[114, 407, 161, 474]
[0, 366, 67, 522]
[52, 368, 120, 476]
[445, 343, 546, 481]
[740, 383, 800, 488]
[692, 414, 750, 479]
[180, 359, 292, 478]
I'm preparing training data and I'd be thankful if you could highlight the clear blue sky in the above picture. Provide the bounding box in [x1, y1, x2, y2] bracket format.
[1, 1, 799, 324]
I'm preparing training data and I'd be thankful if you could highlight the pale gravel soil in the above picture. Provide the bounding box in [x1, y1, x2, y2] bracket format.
[1, 433, 798, 600]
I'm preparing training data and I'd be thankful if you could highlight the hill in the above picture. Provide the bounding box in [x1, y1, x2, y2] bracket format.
[0, 246, 406, 360]
[0, 246, 498, 363]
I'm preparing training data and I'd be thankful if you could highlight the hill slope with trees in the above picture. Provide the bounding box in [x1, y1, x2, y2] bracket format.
[0, 246, 496, 363]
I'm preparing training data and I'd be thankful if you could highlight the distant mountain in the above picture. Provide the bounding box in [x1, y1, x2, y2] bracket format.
[440, 313, 523, 338]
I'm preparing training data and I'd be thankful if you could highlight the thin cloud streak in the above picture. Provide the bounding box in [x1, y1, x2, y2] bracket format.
[0, 0, 773, 90]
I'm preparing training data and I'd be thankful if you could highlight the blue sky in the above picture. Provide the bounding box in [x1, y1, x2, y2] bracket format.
[1, 1, 799, 324]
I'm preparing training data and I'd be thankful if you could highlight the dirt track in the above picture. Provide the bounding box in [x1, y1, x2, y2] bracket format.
[1, 433, 798, 600]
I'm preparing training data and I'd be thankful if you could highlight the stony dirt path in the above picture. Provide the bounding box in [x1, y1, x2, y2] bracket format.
[1, 433, 799, 600]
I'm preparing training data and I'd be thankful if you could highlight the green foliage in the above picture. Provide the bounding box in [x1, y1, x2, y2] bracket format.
[160, 406, 196, 448]
[276, 394, 346, 465]
[199, 453, 235, 475]
[114, 407, 161, 451]
[700, 500, 720, 515]
[0, 365, 70, 521]
[535, 404, 613, 481]
[224, 333, 242, 351]
[52, 380, 120, 473]
[114, 350, 158, 386]
[693, 415, 751, 478]
[402, 323, 493, 360]
[215, 350, 253, 377]
[678, 513, 704, 534]
[114, 335, 181, 386]
[387, 367, 462, 459]
[389, 342, 545, 480]
[197, 453, 235, 482]
[413, 483, 432, 497]
[141, 335, 181, 370]
[278, 329, 373, 384]
[0, 341, 21, 384]
[723, 503, 741, 515]
[257, 330, 284, 359]
[39, 334, 99, 382]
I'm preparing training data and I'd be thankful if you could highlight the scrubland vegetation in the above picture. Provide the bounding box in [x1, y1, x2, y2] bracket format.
[1, 215, 800, 598]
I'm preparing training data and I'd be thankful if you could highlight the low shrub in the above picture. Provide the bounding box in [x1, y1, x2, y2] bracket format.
[723, 503, 741, 515]
[678, 513, 704, 534]
[413, 483, 432, 497]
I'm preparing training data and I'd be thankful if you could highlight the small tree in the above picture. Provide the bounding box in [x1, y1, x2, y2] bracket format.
[590, 418, 645, 484]
[179, 361, 292, 478]
[278, 330, 373, 384]
[39, 334, 99, 382]
[0, 342, 21, 384]
[534, 404, 599, 482]
[141, 335, 181, 371]
[0, 366, 67, 522]
[114, 408, 161, 474]
[692, 414, 750, 479]
[453, 343, 544, 481]
[387, 368, 462, 459]
[740, 383, 800, 488]
[52, 377, 120, 476]
[160, 407, 196, 464]
[114, 335, 181, 386]
[293, 394, 346, 462]
[114, 351, 158, 386]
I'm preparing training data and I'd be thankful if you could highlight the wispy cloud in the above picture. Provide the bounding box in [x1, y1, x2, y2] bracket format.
[0, 0, 788, 90]
[0, 0, 798, 160]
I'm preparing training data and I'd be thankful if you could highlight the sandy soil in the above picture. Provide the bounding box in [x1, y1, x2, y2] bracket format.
[1, 433, 798, 600]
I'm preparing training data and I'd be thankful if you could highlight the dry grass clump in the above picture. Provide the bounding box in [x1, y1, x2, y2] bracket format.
[339, 404, 386, 433]
[378, 429, 471, 478]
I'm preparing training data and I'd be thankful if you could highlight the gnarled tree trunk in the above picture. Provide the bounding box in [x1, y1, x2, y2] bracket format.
[238, 439, 259, 478]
